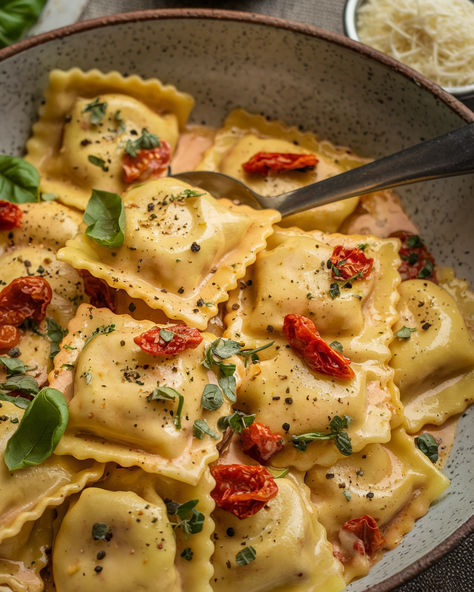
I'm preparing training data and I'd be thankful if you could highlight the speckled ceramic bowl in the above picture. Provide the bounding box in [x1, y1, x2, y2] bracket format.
[0, 9, 472, 592]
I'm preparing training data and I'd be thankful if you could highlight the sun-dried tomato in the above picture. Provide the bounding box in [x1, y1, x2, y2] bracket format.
[0, 201, 22, 231]
[390, 231, 437, 283]
[134, 324, 203, 356]
[210, 464, 278, 519]
[342, 515, 385, 557]
[0, 325, 21, 351]
[240, 422, 284, 464]
[80, 270, 116, 311]
[0, 277, 52, 327]
[330, 245, 374, 281]
[283, 313, 355, 379]
[242, 152, 318, 176]
[122, 141, 171, 184]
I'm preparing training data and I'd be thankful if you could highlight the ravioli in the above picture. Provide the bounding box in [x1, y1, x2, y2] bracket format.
[224, 227, 402, 468]
[26, 68, 194, 210]
[306, 428, 449, 581]
[57, 177, 280, 329]
[50, 305, 241, 484]
[53, 466, 215, 592]
[390, 280, 474, 433]
[197, 109, 365, 232]
[212, 475, 345, 592]
[0, 401, 104, 545]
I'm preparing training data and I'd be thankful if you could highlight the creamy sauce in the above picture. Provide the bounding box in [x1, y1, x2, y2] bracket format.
[171, 125, 216, 172]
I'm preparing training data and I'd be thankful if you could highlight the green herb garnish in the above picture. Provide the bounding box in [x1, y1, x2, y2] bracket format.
[0, 357, 34, 376]
[417, 260, 434, 279]
[91, 522, 110, 541]
[181, 547, 193, 561]
[394, 326, 416, 340]
[329, 282, 340, 299]
[415, 433, 439, 463]
[192, 419, 218, 440]
[0, 155, 40, 203]
[125, 128, 160, 157]
[173, 500, 204, 537]
[159, 328, 175, 343]
[83, 189, 125, 248]
[4, 387, 68, 470]
[292, 415, 352, 456]
[84, 324, 116, 348]
[114, 110, 125, 133]
[329, 341, 344, 353]
[407, 235, 424, 248]
[236, 546, 257, 566]
[46, 317, 67, 359]
[83, 98, 108, 125]
[0, 0, 48, 48]
[217, 410, 256, 434]
[147, 383, 184, 430]
[88, 155, 108, 171]
[201, 384, 224, 411]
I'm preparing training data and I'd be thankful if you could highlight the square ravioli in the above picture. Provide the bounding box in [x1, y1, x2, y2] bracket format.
[390, 279, 474, 433]
[49, 305, 244, 484]
[57, 177, 280, 330]
[53, 467, 215, 592]
[198, 109, 368, 232]
[25, 68, 194, 210]
[223, 227, 403, 468]
[306, 428, 449, 582]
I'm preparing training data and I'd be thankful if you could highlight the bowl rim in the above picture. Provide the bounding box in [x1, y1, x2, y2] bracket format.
[342, 0, 474, 98]
[0, 7, 472, 591]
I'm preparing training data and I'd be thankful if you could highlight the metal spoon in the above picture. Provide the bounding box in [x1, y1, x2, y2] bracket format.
[173, 123, 474, 216]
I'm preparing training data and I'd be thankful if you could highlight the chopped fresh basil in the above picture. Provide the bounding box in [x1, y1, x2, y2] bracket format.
[212, 339, 242, 360]
[0, 357, 33, 376]
[166, 189, 205, 204]
[0, 392, 31, 409]
[4, 387, 68, 471]
[193, 419, 218, 440]
[343, 490, 352, 501]
[407, 235, 424, 248]
[174, 499, 204, 537]
[125, 128, 160, 158]
[236, 546, 257, 566]
[329, 340, 344, 354]
[114, 110, 125, 133]
[40, 192, 57, 201]
[306, 292, 315, 299]
[0, 155, 40, 203]
[329, 282, 340, 299]
[159, 328, 175, 343]
[181, 547, 193, 561]
[61, 363, 75, 371]
[394, 326, 416, 340]
[292, 414, 352, 455]
[201, 384, 224, 411]
[417, 260, 434, 279]
[88, 155, 108, 171]
[46, 317, 67, 360]
[358, 243, 368, 251]
[83, 324, 116, 347]
[91, 522, 110, 540]
[415, 433, 439, 463]
[147, 383, 184, 430]
[0, 0, 48, 48]
[0, 374, 39, 395]
[217, 410, 255, 434]
[82, 98, 108, 125]
[83, 189, 125, 248]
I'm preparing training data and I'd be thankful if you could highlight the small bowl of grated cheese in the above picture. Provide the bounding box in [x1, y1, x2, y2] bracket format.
[343, 0, 474, 103]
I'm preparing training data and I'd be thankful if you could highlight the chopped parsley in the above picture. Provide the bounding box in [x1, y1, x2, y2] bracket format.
[292, 415, 353, 456]
[83, 98, 108, 125]
[415, 433, 439, 463]
[236, 546, 257, 566]
[394, 326, 416, 340]
[125, 128, 160, 157]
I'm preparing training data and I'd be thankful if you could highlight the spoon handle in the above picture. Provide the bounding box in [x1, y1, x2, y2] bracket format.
[270, 123, 474, 216]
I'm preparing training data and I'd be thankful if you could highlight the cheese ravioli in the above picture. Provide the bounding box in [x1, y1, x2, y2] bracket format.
[198, 109, 366, 232]
[57, 177, 280, 329]
[26, 68, 194, 210]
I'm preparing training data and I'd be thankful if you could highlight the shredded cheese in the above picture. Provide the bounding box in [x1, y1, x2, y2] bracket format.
[357, 0, 474, 88]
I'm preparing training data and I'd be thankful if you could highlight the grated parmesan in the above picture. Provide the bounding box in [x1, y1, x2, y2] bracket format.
[357, 0, 474, 88]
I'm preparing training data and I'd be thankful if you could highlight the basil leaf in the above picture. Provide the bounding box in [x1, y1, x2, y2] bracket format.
[0, 392, 31, 409]
[329, 282, 340, 300]
[159, 328, 175, 343]
[0, 374, 39, 394]
[192, 419, 218, 440]
[201, 384, 223, 411]
[236, 546, 256, 566]
[0, 0, 48, 47]
[329, 414, 352, 433]
[415, 433, 439, 463]
[4, 387, 68, 471]
[219, 362, 236, 377]
[176, 499, 198, 520]
[218, 410, 255, 434]
[174, 499, 204, 537]
[0, 356, 32, 376]
[46, 317, 67, 360]
[0, 155, 39, 203]
[329, 341, 344, 354]
[83, 190, 125, 248]
[334, 431, 353, 456]
[417, 260, 434, 279]
[395, 326, 416, 340]
[125, 128, 160, 158]
[114, 110, 125, 133]
[218, 375, 236, 402]
[82, 98, 108, 125]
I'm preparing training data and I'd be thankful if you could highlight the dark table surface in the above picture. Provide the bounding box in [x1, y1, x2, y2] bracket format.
[75, 1, 474, 591]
